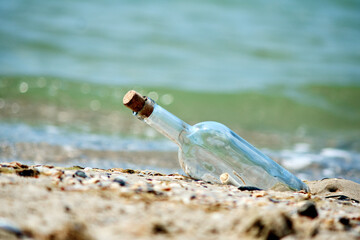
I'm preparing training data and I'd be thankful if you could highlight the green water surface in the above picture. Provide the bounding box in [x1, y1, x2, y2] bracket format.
[1, 75, 359, 149]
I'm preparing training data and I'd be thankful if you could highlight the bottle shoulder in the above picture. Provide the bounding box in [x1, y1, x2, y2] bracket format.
[180, 121, 232, 145]
[191, 121, 229, 134]
[181, 121, 261, 158]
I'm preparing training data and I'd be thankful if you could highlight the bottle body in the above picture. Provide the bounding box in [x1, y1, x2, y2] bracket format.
[178, 121, 308, 191]
[141, 103, 308, 191]
[124, 91, 308, 192]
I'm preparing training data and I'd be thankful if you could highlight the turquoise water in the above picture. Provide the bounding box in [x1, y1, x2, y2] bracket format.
[0, 0, 359, 90]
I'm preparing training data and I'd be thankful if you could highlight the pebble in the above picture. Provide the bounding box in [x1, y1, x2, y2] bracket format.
[339, 217, 350, 226]
[0, 218, 24, 238]
[238, 186, 262, 191]
[325, 195, 359, 203]
[297, 201, 318, 219]
[75, 170, 87, 178]
[113, 176, 127, 186]
[16, 169, 39, 178]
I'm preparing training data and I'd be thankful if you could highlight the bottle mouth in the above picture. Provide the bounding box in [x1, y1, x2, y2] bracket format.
[123, 90, 154, 118]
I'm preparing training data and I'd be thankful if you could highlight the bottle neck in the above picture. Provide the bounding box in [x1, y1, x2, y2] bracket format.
[140, 103, 190, 146]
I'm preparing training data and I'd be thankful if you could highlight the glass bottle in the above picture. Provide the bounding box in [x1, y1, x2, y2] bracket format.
[123, 90, 309, 192]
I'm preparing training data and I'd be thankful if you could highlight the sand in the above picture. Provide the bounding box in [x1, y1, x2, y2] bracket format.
[0, 162, 359, 240]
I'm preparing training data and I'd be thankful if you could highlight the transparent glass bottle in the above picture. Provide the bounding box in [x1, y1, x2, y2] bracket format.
[123, 90, 309, 192]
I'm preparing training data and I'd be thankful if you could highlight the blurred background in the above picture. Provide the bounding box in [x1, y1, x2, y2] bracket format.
[0, 0, 360, 182]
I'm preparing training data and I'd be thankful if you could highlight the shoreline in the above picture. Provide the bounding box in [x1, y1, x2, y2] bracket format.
[1, 140, 359, 184]
[1, 162, 359, 240]
[1, 75, 360, 151]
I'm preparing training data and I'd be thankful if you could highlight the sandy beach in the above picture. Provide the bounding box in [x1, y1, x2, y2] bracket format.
[0, 162, 359, 240]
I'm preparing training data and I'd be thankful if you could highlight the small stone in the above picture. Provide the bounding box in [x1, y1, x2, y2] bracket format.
[152, 223, 168, 235]
[325, 195, 359, 203]
[16, 169, 39, 178]
[0, 218, 24, 238]
[238, 186, 262, 191]
[75, 170, 87, 178]
[113, 176, 127, 186]
[123, 169, 135, 174]
[297, 201, 318, 219]
[64, 206, 71, 213]
[339, 217, 350, 226]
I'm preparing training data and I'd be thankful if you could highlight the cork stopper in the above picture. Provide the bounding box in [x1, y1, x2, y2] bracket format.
[123, 90, 154, 117]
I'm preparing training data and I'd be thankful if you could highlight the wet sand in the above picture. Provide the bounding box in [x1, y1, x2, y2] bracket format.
[0, 162, 359, 240]
[0, 141, 180, 172]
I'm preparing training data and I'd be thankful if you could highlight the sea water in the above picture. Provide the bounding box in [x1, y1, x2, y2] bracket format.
[0, 0, 359, 90]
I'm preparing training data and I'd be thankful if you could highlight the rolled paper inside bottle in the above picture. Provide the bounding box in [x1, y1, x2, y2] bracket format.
[220, 172, 243, 187]
[123, 90, 154, 117]
[220, 173, 230, 184]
